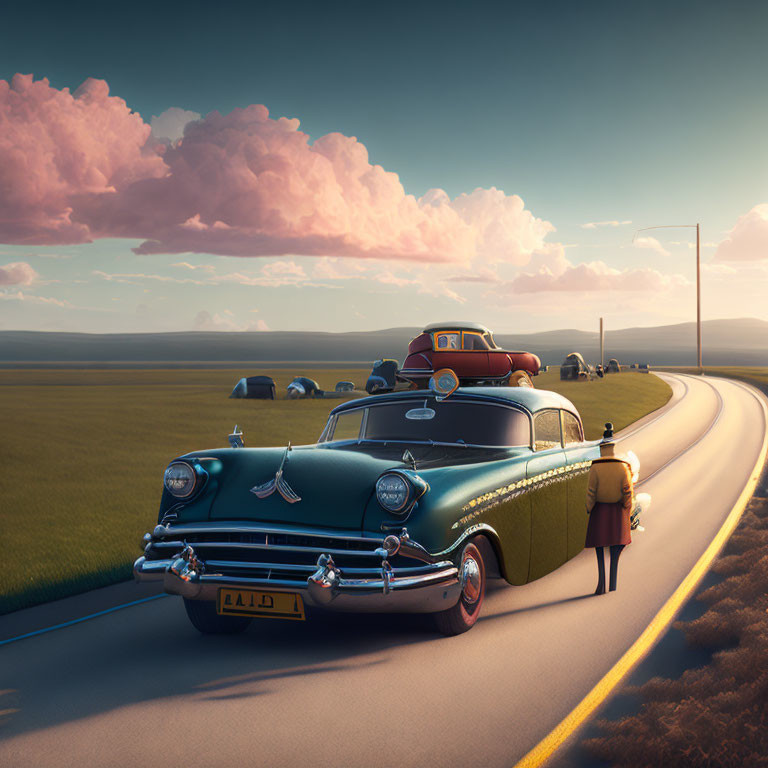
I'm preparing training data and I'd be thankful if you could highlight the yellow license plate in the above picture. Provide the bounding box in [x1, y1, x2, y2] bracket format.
[217, 588, 305, 620]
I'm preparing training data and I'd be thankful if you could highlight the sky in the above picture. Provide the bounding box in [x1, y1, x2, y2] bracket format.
[1, 0, 768, 335]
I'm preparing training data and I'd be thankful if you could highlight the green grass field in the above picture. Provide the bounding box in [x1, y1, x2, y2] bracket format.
[0, 367, 671, 614]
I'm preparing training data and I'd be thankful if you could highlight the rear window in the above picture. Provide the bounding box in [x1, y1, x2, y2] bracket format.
[323, 400, 531, 447]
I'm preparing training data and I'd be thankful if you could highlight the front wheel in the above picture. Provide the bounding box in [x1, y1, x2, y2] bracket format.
[433, 540, 486, 636]
[184, 598, 253, 634]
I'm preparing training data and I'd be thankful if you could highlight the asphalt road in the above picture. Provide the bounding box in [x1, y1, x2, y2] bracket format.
[1, 373, 765, 768]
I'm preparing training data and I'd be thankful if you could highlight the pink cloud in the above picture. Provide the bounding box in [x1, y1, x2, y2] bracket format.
[0, 74, 166, 245]
[509, 259, 688, 293]
[0, 261, 38, 285]
[715, 204, 768, 261]
[0, 75, 553, 266]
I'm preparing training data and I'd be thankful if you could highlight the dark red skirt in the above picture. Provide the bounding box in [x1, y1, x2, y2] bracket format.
[585, 501, 631, 547]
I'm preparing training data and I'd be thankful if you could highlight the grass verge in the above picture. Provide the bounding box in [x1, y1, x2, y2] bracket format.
[0, 367, 670, 614]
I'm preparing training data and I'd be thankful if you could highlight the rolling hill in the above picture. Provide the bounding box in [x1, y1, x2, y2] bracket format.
[0, 318, 766, 366]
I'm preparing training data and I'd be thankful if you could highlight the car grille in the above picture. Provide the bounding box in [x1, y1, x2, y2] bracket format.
[144, 525, 430, 577]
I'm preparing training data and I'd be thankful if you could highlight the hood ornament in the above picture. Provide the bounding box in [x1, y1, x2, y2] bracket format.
[228, 425, 244, 449]
[250, 442, 301, 504]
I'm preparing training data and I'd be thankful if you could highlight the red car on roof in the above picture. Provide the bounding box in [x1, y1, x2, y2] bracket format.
[398, 322, 541, 388]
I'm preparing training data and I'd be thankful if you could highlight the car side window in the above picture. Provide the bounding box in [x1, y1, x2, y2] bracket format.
[332, 409, 364, 441]
[462, 332, 490, 350]
[533, 409, 562, 451]
[561, 411, 583, 445]
[436, 332, 460, 350]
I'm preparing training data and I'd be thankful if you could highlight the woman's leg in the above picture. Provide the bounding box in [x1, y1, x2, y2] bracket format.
[594, 547, 606, 595]
[609, 544, 625, 591]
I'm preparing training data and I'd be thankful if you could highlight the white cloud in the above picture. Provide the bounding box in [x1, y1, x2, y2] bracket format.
[171, 261, 216, 273]
[441, 187, 556, 266]
[150, 107, 202, 143]
[634, 236, 670, 258]
[0, 290, 75, 308]
[192, 309, 269, 332]
[702, 263, 737, 275]
[502, 256, 688, 294]
[92, 270, 205, 285]
[261, 260, 307, 279]
[581, 220, 632, 230]
[715, 204, 768, 262]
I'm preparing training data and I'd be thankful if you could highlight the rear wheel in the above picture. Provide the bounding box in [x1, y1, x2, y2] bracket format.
[433, 540, 486, 636]
[184, 598, 253, 634]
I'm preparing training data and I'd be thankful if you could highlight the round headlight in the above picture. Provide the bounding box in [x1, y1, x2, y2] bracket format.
[376, 473, 410, 513]
[164, 462, 197, 498]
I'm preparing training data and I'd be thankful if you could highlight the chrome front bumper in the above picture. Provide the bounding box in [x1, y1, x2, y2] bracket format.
[134, 525, 461, 614]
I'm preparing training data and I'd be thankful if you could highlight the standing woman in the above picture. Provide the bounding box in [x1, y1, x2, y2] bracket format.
[585, 423, 634, 594]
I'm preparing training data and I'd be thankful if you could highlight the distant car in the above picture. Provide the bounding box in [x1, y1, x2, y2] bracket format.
[560, 352, 591, 381]
[365, 359, 400, 394]
[607, 358, 621, 373]
[397, 322, 541, 388]
[335, 381, 356, 392]
[287, 377, 323, 398]
[230, 375, 276, 399]
[134, 372, 607, 636]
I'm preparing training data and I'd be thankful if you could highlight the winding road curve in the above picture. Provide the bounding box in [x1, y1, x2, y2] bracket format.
[1, 373, 766, 768]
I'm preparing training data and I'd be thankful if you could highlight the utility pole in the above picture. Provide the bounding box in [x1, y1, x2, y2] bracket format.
[599, 317, 604, 369]
[696, 223, 702, 372]
[634, 224, 702, 374]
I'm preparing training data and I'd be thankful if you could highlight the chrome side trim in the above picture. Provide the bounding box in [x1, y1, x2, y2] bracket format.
[434, 523, 503, 558]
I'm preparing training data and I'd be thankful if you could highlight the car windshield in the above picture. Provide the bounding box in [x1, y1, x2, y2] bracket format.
[321, 399, 531, 447]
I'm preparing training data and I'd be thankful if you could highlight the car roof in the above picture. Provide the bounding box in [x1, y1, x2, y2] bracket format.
[331, 386, 580, 417]
[422, 321, 492, 334]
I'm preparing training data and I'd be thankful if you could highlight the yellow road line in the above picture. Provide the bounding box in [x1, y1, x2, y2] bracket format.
[513, 378, 768, 768]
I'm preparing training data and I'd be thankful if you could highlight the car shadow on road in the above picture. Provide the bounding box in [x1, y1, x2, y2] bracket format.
[480, 592, 594, 623]
[0, 600, 439, 741]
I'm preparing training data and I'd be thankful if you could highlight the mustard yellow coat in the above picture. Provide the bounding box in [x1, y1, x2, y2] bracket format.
[585, 458, 634, 547]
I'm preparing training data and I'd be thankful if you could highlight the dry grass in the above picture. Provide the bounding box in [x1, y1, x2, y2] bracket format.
[0, 367, 670, 614]
[583, 495, 768, 767]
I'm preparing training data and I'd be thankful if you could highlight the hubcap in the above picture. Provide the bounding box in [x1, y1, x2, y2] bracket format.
[460, 555, 481, 605]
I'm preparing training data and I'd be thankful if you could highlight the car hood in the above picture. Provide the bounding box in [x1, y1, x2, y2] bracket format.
[195, 446, 401, 529]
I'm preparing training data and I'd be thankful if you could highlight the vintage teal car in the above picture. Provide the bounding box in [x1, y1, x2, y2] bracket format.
[134, 376, 601, 635]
